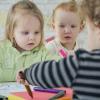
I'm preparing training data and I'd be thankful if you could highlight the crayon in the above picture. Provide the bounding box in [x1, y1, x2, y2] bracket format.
[49, 90, 66, 100]
[34, 87, 63, 93]
[19, 71, 33, 99]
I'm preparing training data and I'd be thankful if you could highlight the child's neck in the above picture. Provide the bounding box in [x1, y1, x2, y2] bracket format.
[14, 44, 26, 53]
[61, 42, 76, 50]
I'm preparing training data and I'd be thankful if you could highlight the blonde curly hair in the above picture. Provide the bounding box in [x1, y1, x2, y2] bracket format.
[78, 0, 100, 25]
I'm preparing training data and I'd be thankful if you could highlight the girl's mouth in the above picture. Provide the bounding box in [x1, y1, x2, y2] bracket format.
[64, 36, 71, 39]
[28, 43, 34, 45]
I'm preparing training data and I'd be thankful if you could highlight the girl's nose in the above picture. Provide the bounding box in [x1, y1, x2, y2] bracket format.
[29, 33, 34, 40]
[65, 26, 71, 33]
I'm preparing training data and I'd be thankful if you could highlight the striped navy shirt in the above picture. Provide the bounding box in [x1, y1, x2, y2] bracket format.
[24, 49, 100, 100]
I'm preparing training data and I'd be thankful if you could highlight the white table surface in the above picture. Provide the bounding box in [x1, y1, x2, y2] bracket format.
[0, 82, 34, 96]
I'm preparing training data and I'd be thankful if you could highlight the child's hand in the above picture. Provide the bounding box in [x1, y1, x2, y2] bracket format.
[16, 70, 29, 85]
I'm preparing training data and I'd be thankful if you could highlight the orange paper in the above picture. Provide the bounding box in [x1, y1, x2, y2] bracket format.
[57, 96, 72, 100]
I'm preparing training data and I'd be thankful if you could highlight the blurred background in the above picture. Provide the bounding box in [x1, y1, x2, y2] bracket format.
[0, 0, 87, 48]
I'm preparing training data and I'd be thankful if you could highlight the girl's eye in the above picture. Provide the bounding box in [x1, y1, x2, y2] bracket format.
[59, 25, 65, 28]
[34, 31, 40, 35]
[22, 31, 29, 35]
[71, 25, 77, 28]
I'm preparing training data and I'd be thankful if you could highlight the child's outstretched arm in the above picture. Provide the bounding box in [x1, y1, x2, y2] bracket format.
[23, 54, 79, 88]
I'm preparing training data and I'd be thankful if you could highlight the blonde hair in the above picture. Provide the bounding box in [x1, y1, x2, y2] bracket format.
[52, 1, 85, 27]
[79, 0, 100, 25]
[5, 0, 44, 46]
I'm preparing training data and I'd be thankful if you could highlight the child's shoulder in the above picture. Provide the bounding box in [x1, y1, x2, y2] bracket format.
[0, 40, 13, 54]
[0, 39, 11, 47]
[75, 49, 100, 60]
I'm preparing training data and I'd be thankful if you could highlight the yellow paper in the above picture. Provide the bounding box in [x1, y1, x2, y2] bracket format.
[8, 94, 24, 100]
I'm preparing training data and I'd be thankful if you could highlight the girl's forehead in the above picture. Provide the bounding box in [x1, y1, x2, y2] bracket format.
[14, 14, 41, 29]
[54, 10, 81, 23]
[15, 12, 34, 19]
[55, 9, 81, 18]
[15, 13, 40, 24]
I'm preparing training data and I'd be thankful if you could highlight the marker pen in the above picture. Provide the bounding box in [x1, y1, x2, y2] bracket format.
[49, 91, 66, 100]
[34, 87, 63, 93]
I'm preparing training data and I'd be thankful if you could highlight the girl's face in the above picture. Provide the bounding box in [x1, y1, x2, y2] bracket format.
[52, 10, 82, 47]
[13, 14, 41, 52]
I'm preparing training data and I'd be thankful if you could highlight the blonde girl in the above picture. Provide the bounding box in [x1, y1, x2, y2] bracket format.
[0, 0, 58, 82]
[46, 1, 85, 58]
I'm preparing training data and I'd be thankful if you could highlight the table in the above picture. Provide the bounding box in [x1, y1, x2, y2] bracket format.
[0, 82, 33, 96]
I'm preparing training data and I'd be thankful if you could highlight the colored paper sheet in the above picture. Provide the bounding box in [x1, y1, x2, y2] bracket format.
[8, 88, 73, 100]
[8, 91, 58, 100]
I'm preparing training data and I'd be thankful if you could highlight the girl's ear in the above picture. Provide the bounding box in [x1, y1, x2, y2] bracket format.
[79, 20, 86, 33]
[80, 24, 84, 31]
[79, 24, 84, 33]
[51, 21, 55, 30]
